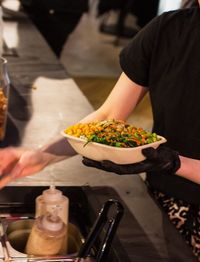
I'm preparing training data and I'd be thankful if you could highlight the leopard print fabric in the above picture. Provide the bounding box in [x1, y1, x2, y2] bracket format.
[151, 189, 200, 260]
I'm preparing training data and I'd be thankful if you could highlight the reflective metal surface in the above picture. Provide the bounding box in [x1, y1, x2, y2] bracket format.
[3, 219, 84, 260]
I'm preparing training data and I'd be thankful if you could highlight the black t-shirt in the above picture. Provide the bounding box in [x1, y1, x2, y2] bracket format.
[120, 7, 200, 204]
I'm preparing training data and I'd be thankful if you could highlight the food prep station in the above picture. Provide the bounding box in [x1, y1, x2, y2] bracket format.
[0, 7, 197, 262]
[0, 186, 127, 262]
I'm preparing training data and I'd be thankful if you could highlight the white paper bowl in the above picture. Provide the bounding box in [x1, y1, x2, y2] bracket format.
[62, 131, 167, 164]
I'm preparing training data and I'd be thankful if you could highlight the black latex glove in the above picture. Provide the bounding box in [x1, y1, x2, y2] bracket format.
[82, 146, 181, 175]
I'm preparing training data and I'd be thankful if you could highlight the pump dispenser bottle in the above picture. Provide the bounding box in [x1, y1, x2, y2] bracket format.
[25, 211, 66, 256]
[35, 185, 69, 224]
[34, 186, 69, 254]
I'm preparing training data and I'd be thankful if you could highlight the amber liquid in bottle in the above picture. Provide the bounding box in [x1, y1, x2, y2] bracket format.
[25, 212, 67, 256]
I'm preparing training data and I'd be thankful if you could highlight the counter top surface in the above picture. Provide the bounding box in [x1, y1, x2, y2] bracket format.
[0, 10, 197, 261]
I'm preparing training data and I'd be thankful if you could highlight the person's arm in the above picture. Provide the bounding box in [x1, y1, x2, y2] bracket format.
[0, 72, 147, 188]
[42, 72, 147, 158]
[83, 149, 200, 185]
[177, 156, 200, 184]
[83, 148, 200, 185]
[81, 72, 148, 122]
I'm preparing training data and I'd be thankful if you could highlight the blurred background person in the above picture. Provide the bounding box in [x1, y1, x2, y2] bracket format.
[181, 0, 198, 8]
[97, 0, 159, 40]
[20, 0, 89, 58]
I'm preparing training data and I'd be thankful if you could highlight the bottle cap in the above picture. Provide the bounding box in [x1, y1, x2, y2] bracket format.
[42, 185, 63, 202]
[41, 212, 63, 232]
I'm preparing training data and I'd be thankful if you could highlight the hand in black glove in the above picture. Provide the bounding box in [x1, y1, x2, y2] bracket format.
[82, 146, 180, 175]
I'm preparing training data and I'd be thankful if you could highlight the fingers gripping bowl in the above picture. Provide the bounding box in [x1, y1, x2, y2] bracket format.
[62, 120, 167, 164]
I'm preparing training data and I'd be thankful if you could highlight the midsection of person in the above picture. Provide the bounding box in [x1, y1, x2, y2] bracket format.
[119, 7, 200, 204]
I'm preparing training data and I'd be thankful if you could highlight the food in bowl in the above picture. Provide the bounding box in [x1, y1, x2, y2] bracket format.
[0, 88, 8, 140]
[62, 120, 166, 164]
[64, 119, 161, 148]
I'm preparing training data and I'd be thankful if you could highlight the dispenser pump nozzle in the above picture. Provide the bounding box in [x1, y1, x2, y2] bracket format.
[42, 185, 62, 202]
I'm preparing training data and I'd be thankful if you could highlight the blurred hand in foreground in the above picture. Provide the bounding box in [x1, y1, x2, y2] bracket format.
[82, 146, 181, 175]
[0, 147, 55, 188]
